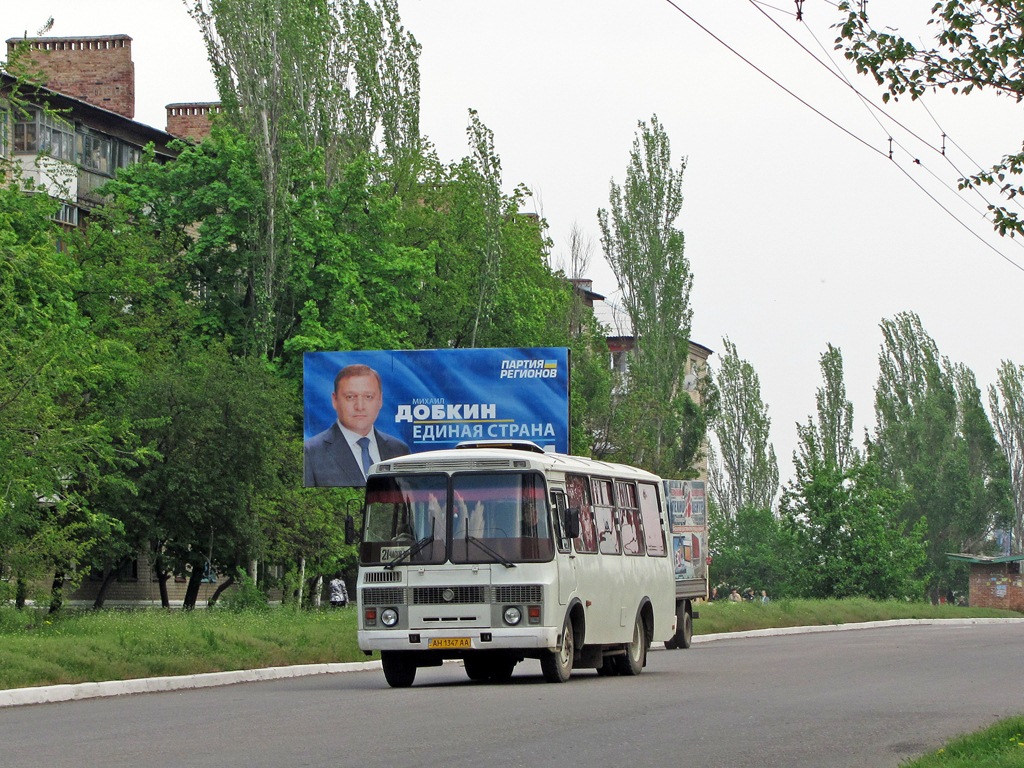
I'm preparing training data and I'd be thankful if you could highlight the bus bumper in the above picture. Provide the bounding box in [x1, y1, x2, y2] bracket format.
[359, 626, 561, 653]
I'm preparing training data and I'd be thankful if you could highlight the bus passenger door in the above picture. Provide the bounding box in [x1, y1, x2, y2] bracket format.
[551, 490, 576, 605]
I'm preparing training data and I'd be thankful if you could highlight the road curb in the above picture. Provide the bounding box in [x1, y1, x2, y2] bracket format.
[690, 616, 1024, 643]
[3, 618, 1022, 707]
[0, 660, 383, 708]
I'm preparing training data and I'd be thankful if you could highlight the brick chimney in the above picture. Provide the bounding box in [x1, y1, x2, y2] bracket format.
[165, 102, 222, 142]
[5, 34, 135, 118]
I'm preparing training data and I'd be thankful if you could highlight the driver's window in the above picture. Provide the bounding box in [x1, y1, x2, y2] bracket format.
[551, 491, 570, 552]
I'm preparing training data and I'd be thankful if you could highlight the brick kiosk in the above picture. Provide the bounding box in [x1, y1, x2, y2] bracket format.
[948, 553, 1024, 611]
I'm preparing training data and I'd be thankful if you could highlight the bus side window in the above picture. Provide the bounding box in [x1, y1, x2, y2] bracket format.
[616, 481, 644, 555]
[551, 491, 571, 552]
[592, 478, 620, 555]
[638, 482, 666, 556]
[567, 474, 597, 553]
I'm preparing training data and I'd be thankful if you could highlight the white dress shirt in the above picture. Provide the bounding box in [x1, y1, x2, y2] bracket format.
[337, 422, 380, 479]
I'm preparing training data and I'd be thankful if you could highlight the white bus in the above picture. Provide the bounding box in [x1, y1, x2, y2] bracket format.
[356, 441, 686, 687]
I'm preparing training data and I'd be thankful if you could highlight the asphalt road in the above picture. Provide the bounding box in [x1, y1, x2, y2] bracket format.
[2, 621, 1022, 768]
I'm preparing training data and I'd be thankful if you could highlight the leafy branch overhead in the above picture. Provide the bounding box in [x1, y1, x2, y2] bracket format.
[835, 0, 1024, 236]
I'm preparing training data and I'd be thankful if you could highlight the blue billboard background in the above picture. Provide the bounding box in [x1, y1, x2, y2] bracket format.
[303, 348, 570, 456]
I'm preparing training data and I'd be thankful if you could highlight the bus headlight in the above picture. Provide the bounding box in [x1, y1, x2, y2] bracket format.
[503, 606, 522, 626]
[381, 608, 399, 627]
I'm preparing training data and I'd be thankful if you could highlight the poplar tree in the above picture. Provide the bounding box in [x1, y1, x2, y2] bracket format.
[782, 343, 926, 600]
[597, 115, 702, 476]
[871, 311, 1012, 598]
[794, 344, 859, 481]
[708, 337, 779, 519]
[989, 360, 1024, 552]
[186, 0, 422, 357]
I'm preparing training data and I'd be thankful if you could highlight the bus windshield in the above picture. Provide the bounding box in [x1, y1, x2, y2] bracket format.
[360, 472, 554, 565]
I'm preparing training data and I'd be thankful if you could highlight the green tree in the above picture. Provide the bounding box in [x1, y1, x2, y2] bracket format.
[781, 457, 927, 600]
[708, 337, 779, 519]
[835, 1, 1024, 237]
[187, 0, 423, 356]
[0, 176, 142, 607]
[709, 505, 797, 597]
[399, 111, 571, 353]
[596, 115, 703, 476]
[122, 342, 293, 609]
[783, 341, 926, 599]
[102, 126, 427, 367]
[988, 360, 1024, 552]
[557, 224, 614, 456]
[794, 344, 860, 477]
[871, 311, 1012, 599]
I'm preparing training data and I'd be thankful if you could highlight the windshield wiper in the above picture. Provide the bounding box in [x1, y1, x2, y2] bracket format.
[466, 535, 516, 569]
[385, 520, 436, 570]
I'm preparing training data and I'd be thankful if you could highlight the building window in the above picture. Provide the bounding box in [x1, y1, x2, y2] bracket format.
[13, 109, 75, 161]
[0, 107, 9, 155]
[13, 119, 37, 152]
[117, 142, 141, 168]
[54, 202, 79, 226]
[77, 130, 113, 175]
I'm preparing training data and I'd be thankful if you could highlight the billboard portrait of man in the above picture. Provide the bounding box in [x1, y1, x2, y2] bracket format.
[303, 364, 410, 487]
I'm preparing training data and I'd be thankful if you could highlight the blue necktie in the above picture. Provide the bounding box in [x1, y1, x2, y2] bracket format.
[357, 436, 372, 477]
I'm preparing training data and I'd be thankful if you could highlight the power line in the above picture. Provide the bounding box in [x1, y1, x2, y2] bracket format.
[917, 97, 1024, 216]
[658, 0, 887, 160]
[889, 158, 1024, 273]
[782, 7, 1024, 247]
[659, 0, 1024, 272]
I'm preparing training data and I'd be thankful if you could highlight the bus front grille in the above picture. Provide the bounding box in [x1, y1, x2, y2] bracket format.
[363, 570, 402, 584]
[413, 586, 487, 604]
[362, 587, 406, 605]
[494, 585, 543, 603]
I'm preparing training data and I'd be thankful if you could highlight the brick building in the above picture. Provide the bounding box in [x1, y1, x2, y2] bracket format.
[2, 33, 220, 227]
[165, 101, 222, 142]
[948, 553, 1024, 611]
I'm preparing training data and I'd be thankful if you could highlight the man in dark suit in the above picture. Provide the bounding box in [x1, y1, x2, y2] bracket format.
[304, 364, 410, 487]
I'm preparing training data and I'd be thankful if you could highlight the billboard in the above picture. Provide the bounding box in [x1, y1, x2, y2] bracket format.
[303, 348, 570, 487]
[664, 479, 707, 582]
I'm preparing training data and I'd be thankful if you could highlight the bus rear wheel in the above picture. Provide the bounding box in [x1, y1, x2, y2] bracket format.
[541, 618, 574, 683]
[677, 606, 693, 649]
[381, 652, 417, 688]
[665, 602, 692, 650]
[614, 614, 647, 676]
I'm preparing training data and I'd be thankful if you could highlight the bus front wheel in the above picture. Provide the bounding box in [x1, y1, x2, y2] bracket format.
[541, 618, 574, 683]
[381, 651, 417, 688]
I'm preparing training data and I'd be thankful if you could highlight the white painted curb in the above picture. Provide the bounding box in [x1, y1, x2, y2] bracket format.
[0, 660, 382, 708]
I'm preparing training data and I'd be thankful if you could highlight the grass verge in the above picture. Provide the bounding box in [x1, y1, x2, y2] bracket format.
[902, 716, 1024, 768]
[1, 597, 1018, 690]
[694, 597, 1019, 635]
[0, 606, 363, 690]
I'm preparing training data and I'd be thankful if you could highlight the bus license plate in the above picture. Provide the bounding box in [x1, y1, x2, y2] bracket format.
[428, 637, 471, 649]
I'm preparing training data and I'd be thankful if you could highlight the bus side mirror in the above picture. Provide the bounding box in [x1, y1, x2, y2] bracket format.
[345, 514, 358, 545]
[564, 507, 580, 540]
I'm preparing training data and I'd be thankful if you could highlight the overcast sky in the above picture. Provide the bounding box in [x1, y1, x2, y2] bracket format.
[7, 1, 1023, 485]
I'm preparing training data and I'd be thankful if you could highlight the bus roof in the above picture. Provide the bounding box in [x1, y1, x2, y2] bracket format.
[373, 445, 663, 482]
